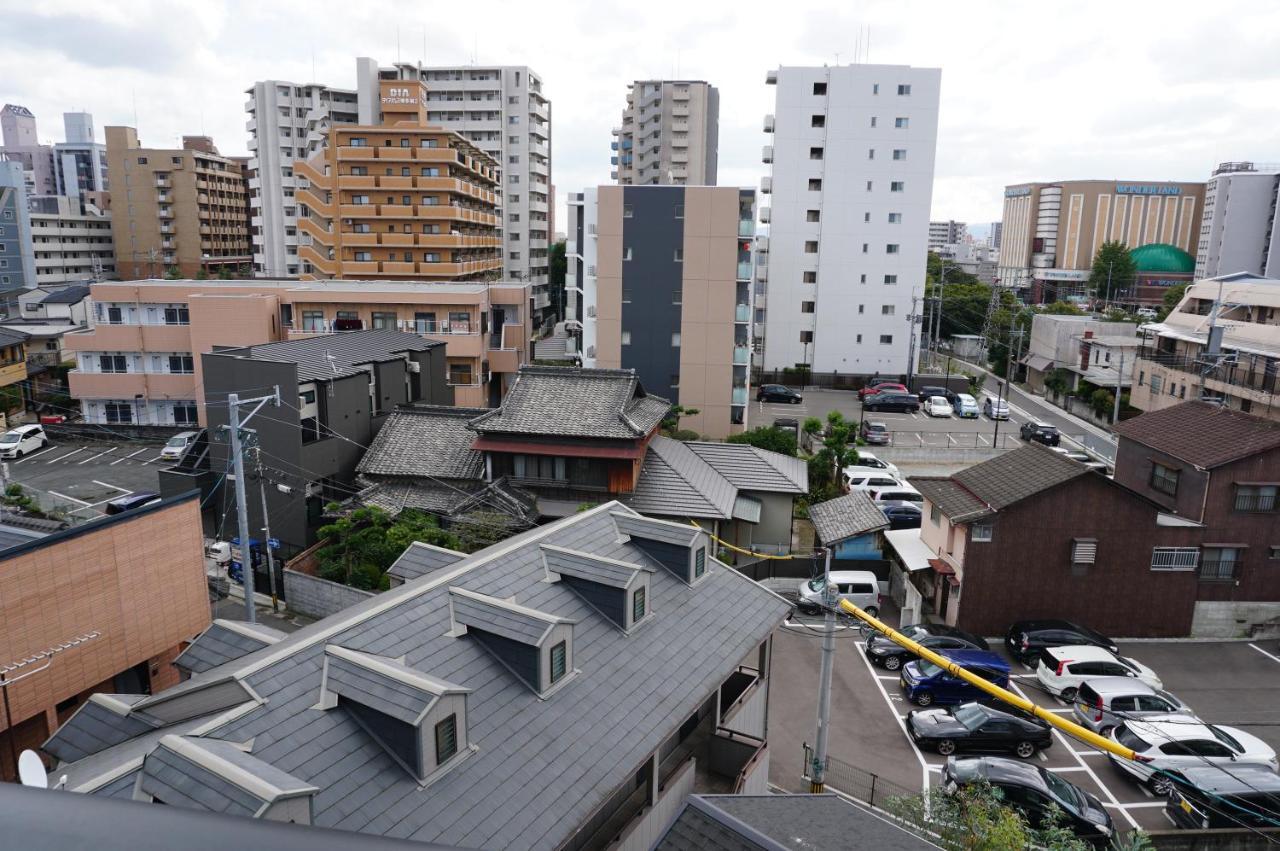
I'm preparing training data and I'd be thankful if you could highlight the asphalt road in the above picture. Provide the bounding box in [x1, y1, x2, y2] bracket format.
[5, 438, 170, 520]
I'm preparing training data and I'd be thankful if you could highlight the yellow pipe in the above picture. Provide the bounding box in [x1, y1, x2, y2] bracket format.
[836, 599, 1139, 761]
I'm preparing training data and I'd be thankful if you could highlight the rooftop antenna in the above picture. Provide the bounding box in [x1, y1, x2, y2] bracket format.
[326, 351, 339, 375]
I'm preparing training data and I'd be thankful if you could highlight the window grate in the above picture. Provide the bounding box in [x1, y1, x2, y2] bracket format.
[1151, 547, 1198, 571]
[694, 547, 706, 578]
[550, 641, 567, 682]
[434, 714, 457, 764]
[632, 586, 646, 622]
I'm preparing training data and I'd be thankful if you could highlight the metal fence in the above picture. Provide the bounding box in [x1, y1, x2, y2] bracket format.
[800, 743, 918, 811]
[879, 430, 1031, 450]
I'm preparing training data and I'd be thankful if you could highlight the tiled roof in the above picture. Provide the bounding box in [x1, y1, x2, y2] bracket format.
[43, 694, 158, 763]
[808, 491, 889, 544]
[685, 442, 808, 494]
[58, 502, 789, 851]
[356, 405, 490, 480]
[0, 327, 29, 347]
[1113, 401, 1280, 468]
[911, 478, 991, 523]
[39, 284, 92, 304]
[174, 620, 288, 675]
[223, 330, 443, 383]
[915, 444, 1090, 522]
[626, 436, 738, 519]
[469, 366, 670, 440]
[386, 542, 467, 584]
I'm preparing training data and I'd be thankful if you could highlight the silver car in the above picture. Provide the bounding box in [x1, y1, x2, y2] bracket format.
[1071, 677, 1193, 734]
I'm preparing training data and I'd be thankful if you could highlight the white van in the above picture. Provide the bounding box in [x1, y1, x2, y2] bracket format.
[797, 570, 882, 617]
[953, 393, 979, 418]
[845, 472, 903, 491]
[0, 424, 47, 459]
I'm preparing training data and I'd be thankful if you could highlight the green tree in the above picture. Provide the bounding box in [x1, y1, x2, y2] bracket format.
[806, 412, 858, 502]
[1158, 283, 1188, 321]
[1040, 301, 1086, 316]
[926, 251, 980, 286]
[164, 266, 182, 280]
[1088, 241, 1137, 302]
[548, 239, 568, 321]
[315, 507, 460, 591]
[194, 268, 209, 280]
[217, 265, 232, 279]
[726, 426, 797, 457]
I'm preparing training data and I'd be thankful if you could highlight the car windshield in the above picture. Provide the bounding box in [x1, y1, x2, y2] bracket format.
[867, 425, 887, 433]
[166, 435, 188, 447]
[918, 661, 944, 677]
[1208, 725, 1244, 753]
[1115, 724, 1151, 752]
[1040, 768, 1084, 813]
[902, 625, 930, 639]
[0, 431, 20, 444]
[806, 578, 826, 593]
[953, 704, 987, 730]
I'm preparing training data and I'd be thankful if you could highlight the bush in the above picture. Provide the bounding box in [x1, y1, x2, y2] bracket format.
[670, 428, 700, 442]
[726, 426, 797, 457]
[315, 507, 461, 589]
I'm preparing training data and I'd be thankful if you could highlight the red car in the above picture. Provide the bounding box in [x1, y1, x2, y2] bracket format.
[859, 381, 908, 400]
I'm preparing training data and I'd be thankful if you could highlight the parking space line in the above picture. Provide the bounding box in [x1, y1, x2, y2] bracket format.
[14, 446, 54, 464]
[853, 637, 931, 795]
[1248, 643, 1280, 665]
[91, 480, 130, 494]
[47, 448, 85, 464]
[112, 448, 150, 466]
[78, 446, 116, 465]
[1109, 801, 1166, 809]
[47, 490, 92, 506]
[1072, 750, 1105, 757]
[142, 455, 167, 465]
[874, 675, 898, 681]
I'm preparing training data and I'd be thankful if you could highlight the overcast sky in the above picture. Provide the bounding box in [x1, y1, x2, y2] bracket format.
[5, 0, 1280, 235]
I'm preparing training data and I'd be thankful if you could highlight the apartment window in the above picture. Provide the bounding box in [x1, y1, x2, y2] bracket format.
[872, 84, 880, 95]
[895, 117, 909, 128]
[809, 146, 824, 160]
[897, 84, 912, 95]
[350, 166, 367, 176]
[881, 305, 895, 315]
[886, 244, 900, 254]
[371, 312, 397, 330]
[98, 355, 128, 373]
[421, 167, 440, 177]
[860, 274, 866, 283]
[862, 243, 869, 254]
[879, 334, 893, 345]
[856, 334, 862, 343]
[1149, 374, 1164, 394]
[167, 355, 194, 374]
[864, 212, 871, 223]
[173, 403, 198, 425]
[353, 223, 371, 233]
[348, 138, 367, 147]
[547, 637, 568, 685]
[868, 148, 875, 160]
[623, 204, 633, 218]
[811, 115, 826, 128]
[971, 523, 993, 542]
[448, 362, 474, 385]
[801, 301, 815, 313]
[808, 179, 822, 191]
[673, 248, 683, 262]
[401, 195, 412, 205]
[632, 586, 647, 622]
[866, 181, 873, 191]
[893, 149, 907, 160]
[870, 116, 877, 128]
[1150, 463, 1179, 496]
[890, 181, 905, 192]
[624, 247, 632, 261]
[1199, 547, 1240, 582]
[1151, 547, 1199, 571]
[104, 401, 133, 424]
[858, 305, 865, 314]
[136, 156, 148, 165]
[302, 310, 324, 331]
[354, 251, 373, 262]
[509, 213, 520, 222]
[299, 389, 317, 406]
[804, 241, 818, 253]
[673, 288, 683, 305]
[888, 213, 902, 223]
[163, 306, 190, 325]
[674, 204, 684, 219]
[435, 714, 458, 764]
[420, 139, 438, 148]
[401, 166, 411, 176]
[813, 82, 827, 95]
[1234, 484, 1278, 512]
[929, 505, 941, 524]
[671, 333, 681, 347]
[803, 271, 817, 283]
[800, 331, 814, 344]
[621, 331, 631, 345]
[351, 194, 370, 205]
[1138, 370, 1145, 386]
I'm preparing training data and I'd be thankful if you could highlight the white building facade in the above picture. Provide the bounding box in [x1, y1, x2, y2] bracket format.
[28, 196, 114, 286]
[1195, 162, 1280, 280]
[759, 64, 940, 375]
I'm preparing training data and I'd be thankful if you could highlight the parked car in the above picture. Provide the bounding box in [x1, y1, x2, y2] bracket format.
[866, 623, 988, 671]
[982, 395, 1009, 420]
[863, 392, 920, 413]
[910, 703, 1052, 759]
[880, 500, 922, 530]
[1019, 421, 1061, 446]
[846, 472, 903, 492]
[916, 385, 957, 404]
[1110, 718, 1279, 795]
[1035, 645, 1162, 701]
[1051, 447, 1111, 475]
[0, 424, 48, 459]
[1071, 678, 1193, 735]
[844, 451, 900, 477]
[1165, 762, 1280, 830]
[953, 393, 980, 418]
[160, 430, 199, 461]
[1135, 306, 1158, 320]
[860, 420, 891, 445]
[923, 396, 953, 418]
[1005, 619, 1118, 665]
[859, 381, 908, 400]
[797, 570, 881, 617]
[757, 384, 803, 404]
[870, 486, 923, 505]
[899, 649, 1012, 707]
[104, 491, 163, 515]
[943, 757, 1115, 842]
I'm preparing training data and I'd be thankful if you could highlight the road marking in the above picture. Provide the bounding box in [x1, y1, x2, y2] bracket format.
[14, 446, 54, 464]
[112, 448, 150, 466]
[1248, 642, 1280, 665]
[875, 675, 899, 681]
[853, 630, 931, 795]
[1107, 801, 1167, 809]
[142, 455, 167, 465]
[1072, 750, 1106, 757]
[78, 446, 116, 465]
[47, 448, 85, 464]
[91, 480, 130, 494]
[48, 490, 92, 506]
[1037, 750, 1048, 761]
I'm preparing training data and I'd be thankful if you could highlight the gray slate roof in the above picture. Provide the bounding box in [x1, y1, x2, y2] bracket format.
[541, 544, 652, 588]
[469, 366, 670, 439]
[0, 522, 46, 551]
[356, 406, 490, 480]
[58, 503, 788, 851]
[223, 330, 442, 383]
[43, 694, 158, 763]
[139, 735, 317, 817]
[0, 327, 29, 347]
[174, 620, 288, 675]
[324, 646, 466, 725]
[386, 542, 467, 584]
[628, 436, 739, 519]
[808, 491, 890, 545]
[39, 284, 92, 304]
[685, 442, 809, 494]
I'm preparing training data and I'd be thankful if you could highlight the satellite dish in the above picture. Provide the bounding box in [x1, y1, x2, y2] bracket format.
[18, 750, 47, 788]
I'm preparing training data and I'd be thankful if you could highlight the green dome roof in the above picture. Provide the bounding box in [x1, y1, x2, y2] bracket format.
[1129, 243, 1195, 275]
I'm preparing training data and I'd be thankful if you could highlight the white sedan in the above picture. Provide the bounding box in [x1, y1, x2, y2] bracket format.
[923, 396, 953, 418]
[1035, 645, 1162, 700]
[1110, 717, 1278, 795]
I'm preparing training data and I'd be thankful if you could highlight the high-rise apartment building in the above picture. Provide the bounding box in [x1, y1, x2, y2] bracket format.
[989, 220, 1002, 250]
[998, 179, 1205, 301]
[0, 161, 37, 288]
[1194, 161, 1280, 280]
[28, 195, 114, 286]
[105, 128, 251, 279]
[928, 219, 966, 252]
[612, 81, 719, 187]
[0, 104, 55, 197]
[567, 185, 754, 437]
[295, 79, 502, 283]
[53, 112, 107, 201]
[759, 64, 940, 375]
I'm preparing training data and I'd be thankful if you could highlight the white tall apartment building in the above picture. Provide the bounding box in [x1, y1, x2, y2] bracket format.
[612, 80, 718, 186]
[28, 195, 114, 286]
[928, 219, 966, 252]
[759, 64, 940, 375]
[1195, 161, 1280, 280]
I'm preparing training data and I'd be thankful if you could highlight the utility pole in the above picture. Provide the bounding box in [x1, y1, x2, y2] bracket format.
[810, 544, 835, 793]
[256, 449, 279, 613]
[995, 319, 1023, 444]
[223, 388, 281, 624]
[1112, 347, 1126, 424]
[905, 295, 922, 392]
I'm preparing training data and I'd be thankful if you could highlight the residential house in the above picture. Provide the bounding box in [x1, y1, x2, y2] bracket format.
[45, 502, 788, 850]
[4, 284, 93, 401]
[1021, 313, 1138, 395]
[0, 326, 28, 409]
[0, 492, 210, 781]
[16, 283, 93, 324]
[1112, 401, 1280, 635]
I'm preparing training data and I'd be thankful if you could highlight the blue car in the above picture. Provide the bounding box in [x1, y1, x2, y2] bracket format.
[899, 649, 1011, 707]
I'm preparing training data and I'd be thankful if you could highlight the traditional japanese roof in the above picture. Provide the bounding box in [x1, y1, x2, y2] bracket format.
[469, 366, 670, 440]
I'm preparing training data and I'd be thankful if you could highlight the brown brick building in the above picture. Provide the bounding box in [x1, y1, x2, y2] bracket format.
[0, 493, 210, 780]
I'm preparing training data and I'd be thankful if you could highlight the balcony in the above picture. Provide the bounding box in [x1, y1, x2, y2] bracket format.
[761, 145, 773, 163]
[759, 206, 770, 224]
[732, 386, 748, 406]
[736, 261, 752, 281]
[760, 177, 771, 194]
[296, 187, 333, 216]
[763, 115, 775, 133]
[733, 346, 750, 365]
[735, 304, 750, 323]
[755, 265, 768, 283]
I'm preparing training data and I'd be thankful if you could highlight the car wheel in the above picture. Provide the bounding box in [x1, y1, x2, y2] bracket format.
[1060, 687, 1078, 703]
[1014, 741, 1037, 759]
[1149, 774, 1174, 796]
[883, 656, 902, 671]
[15, 447, 22, 458]
[913, 691, 933, 707]
[864, 606, 879, 618]
[40, 438, 48, 448]
[936, 739, 957, 756]
[793, 398, 801, 404]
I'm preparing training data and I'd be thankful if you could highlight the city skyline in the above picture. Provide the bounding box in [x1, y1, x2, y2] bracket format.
[5, 1, 1279, 230]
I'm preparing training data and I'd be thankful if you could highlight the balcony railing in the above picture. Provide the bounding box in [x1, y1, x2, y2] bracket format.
[736, 261, 752, 281]
[732, 386, 748, 406]
[733, 346, 750, 365]
[735, 304, 750, 323]
[1199, 559, 1238, 581]
[1233, 494, 1277, 512]
[1138, 346, 1279, 395]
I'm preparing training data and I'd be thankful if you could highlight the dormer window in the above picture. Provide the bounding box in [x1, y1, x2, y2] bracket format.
[632, 586, 647, 622]
[611, 511, 712, 587]
[550, 641, 568, 682]
[540, 544, 654, 632]
[449, 587, 576, 697]
[694, 547, 706, 579]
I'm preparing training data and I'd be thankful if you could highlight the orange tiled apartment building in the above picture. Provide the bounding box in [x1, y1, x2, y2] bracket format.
[65, 277, 531, 423]
[105, 128, 251, 279]
[295, 79, 502, 282]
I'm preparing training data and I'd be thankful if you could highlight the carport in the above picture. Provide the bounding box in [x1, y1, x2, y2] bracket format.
[882, 528, 932, 626]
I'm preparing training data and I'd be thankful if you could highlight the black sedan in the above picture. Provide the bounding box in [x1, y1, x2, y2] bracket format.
[1019, 421, 1060, 446]
[908, 702, 1052, 758]
[880, 500, 922, 530]
[944, 757, 1115, 843]
[865, 622, 987, 670]
[757, 384, 803, 404]
[862, 391, 920, 413]
[916, 385, 957, 404]
[1005, 619, 1118, 665]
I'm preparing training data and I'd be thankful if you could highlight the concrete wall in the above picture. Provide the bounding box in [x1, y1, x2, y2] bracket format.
[1191, 601, 1280, 638]
[283, 568, 375, 620]
[749, 491, 794, 551]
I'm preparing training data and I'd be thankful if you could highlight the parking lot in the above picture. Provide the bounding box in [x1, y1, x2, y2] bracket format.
[6, 437, 171, 521]
[767, 594, 1280, 833]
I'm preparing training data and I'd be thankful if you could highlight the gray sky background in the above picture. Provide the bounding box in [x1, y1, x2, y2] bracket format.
[4, 0, 1280, 235]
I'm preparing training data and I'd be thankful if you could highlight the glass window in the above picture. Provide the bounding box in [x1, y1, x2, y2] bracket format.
[434, 714, 457, 764]
[694, 547, 706, 578]
[105, 401, 133, 424]
[302, 310, 324, 331]
[632, 586, 646, 622]
[550, 641, 567, 682]
[1234, 484, 1277, 512]
[1199, 547, 1239, 581]
[167, 355, 194, 374]
[1150, 463, 1179, 496]
[371, 312, 397, 330]
[622, 204, 633, 218]
[895, 117, 909, 128]
[879, 334, 893, 344]
[971, 523, 993, 542]
[898, 84, 912, 95]
[163, 306, 190, 325]
[99, 354, 127, 373]
[173, 403, 198, 425]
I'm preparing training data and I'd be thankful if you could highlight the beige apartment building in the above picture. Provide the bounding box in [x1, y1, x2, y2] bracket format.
[612, 80, 719, 186]
[295, 79, 502, 282]
[65, 277, 531, 423]
[998, 179, 1205, 300]
[105, 128, 251, 279]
